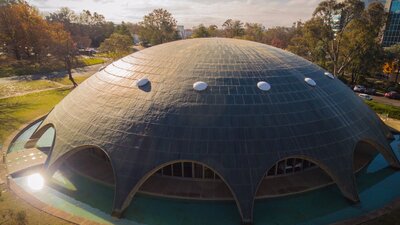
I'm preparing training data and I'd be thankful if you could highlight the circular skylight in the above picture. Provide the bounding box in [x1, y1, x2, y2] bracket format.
[305, 78, 316, 87]
[193, 81, 208, 91]
[136, 78, 149, 87]
[324, 72, 334, 79]
[257, 81, 271, 91]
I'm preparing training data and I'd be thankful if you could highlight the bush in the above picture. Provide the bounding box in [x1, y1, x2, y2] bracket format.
[15, 211, 26, 225]
[365, 101, 400, 120]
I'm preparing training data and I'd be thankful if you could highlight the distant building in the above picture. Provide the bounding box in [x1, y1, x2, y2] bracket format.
[177, 25, 193, 39]
[382, 0, 400, 47]
[177, 25, 185, 39]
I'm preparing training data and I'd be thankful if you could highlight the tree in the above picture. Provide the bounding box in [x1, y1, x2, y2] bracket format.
[243, 23, 264, 42]
[48, 22, 79, 87]
[207, 25, 220, 37]
[288, 0, 386, 78]
[99, 33, 132, 59]
[192, 24, 210, 38]
[385, 44, 400, 83]
[138, 8, 178, 46]
[222, 19, 244, 38]
[47, 8, 114, 48]
[264, 25, 297, 49]
[115, 21, 131, 36]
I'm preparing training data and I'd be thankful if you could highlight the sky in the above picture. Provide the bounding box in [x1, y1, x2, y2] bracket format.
[27, 0, 322, 28]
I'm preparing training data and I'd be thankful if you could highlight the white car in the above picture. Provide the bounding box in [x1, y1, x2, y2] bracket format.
[358, 93, 372, 101]
[353, 85, 366, 93]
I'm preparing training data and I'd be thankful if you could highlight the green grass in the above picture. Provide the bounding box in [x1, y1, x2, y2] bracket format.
[0, 80, 61, 98]
[50, 76, 89, 86]
[0, 88, 70, 144]
[78, 57, 106, 66]
[365, 100, 400, 120]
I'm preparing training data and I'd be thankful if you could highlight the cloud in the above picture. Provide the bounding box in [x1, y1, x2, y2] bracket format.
[27, 0, 322, 28]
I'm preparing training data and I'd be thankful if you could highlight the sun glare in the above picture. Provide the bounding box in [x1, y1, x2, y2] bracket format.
[27, 173, 44, 191]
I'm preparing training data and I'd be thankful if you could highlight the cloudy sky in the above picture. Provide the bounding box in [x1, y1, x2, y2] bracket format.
[27, 0, 322, 28]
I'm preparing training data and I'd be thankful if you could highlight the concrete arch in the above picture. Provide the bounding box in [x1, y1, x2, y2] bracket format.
[252, 155, 360, 225]
[45, 145, 118, 213]
[116, 160, 244, 223]
[352, 139, 400, 170]
[24, 123, 55, 149]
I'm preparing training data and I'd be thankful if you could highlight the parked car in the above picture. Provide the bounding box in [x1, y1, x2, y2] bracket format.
[358, 93, 372, 101]
[364, 88, 376, 95]
[384, 91, 400, 99]
[353, 85, 366, 93]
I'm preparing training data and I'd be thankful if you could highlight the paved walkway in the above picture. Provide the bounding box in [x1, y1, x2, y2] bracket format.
[6, 148, 47, 175]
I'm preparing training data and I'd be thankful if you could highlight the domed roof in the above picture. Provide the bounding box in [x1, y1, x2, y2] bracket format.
[33, 38, 399, 224]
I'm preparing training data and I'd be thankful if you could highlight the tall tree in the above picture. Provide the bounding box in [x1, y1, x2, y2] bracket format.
[222, 19, 244, 38]
[99, 33, 132, 59]
[243, 23, 264, 42]
[48, 22, 78, 87]
[289, 0, 386, 77]
[138, 8, 178, 46]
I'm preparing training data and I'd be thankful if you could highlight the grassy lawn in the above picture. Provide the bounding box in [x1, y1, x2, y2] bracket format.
[0, 80, 62, 98]
[78, 57, 106, 66]
[50, 76, 89, 86]
[365, 100, 400, 120]
[0, 88, 71, 145]
[0, 191, 72, 225]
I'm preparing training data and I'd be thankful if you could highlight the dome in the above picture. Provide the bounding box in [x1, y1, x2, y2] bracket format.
[29, 38, 400, 224]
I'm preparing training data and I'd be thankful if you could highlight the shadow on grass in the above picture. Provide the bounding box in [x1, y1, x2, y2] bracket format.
[0, 101, 31, 143]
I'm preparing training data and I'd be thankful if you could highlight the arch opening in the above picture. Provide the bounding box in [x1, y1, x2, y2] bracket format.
[256, 157, 333, 198]
[353, 139, 400, 171]
[119, 161, 243, 223]
[24, 123, 55, 155]
[138, 161, 233, 200]
[48, 146, 117, 214]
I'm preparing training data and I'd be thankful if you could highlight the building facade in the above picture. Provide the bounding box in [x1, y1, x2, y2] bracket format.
[382, 0, 400, 47]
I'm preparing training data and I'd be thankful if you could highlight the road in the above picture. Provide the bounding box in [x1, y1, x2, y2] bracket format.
[372, 95, 400, 107]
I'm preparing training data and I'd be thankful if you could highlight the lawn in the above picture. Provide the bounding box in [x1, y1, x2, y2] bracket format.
[0, 191, 72, 225]
[0, 80, 62, 98]
[365, 100, 400, 120]
[50, 76, 89, 86]
[0, 88, 71, 145]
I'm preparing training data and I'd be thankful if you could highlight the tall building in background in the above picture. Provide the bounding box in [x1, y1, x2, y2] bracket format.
[382, 0, 400, 47]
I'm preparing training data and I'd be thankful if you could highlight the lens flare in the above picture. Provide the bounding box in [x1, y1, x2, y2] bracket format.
[27, 173, 44, 191]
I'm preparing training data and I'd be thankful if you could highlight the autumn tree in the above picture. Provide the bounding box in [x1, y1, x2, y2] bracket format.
[264, 25, 298, 49]
[48, 22, 78, 87]
[138, 8, 178, 46]
[47, 8, 114, 48]
[384, 44, 400, 83]
[99, 33, 132, 59]
[0, 0, 49, 60]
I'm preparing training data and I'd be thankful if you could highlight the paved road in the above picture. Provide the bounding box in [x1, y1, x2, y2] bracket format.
[372, 95, 400, 107]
